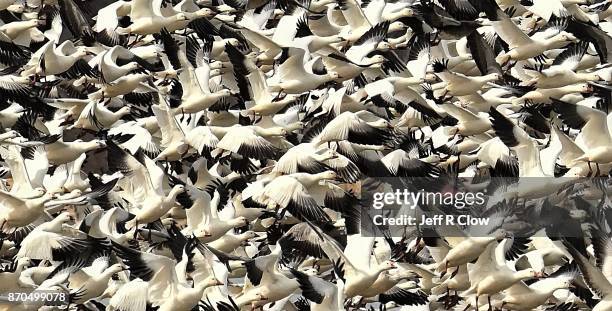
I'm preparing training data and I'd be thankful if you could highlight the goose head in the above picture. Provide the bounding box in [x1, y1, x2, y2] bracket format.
[548, 33, 574, 48]
[327, 71, 342, 80]
[192, 227, 212, 238]
[16, 257, 31, 271]
[200, 276, 224, 289]
[215, 88, 232, 98]
[174, 12, 189, 22]
[317, 170, 339, 183]
[0, 130, 19, 141]
[257, 126, 287, 137]
[7, 4, 25, 13]
[168, 184, 186, 200]
[240, 231, 258, 244]
[365, 55, 386, 67]
[400, 7, 414, 17]
[389, 21, 407, 33]
[117, 106, 132, 117]
[377, 41, 393, 51]
[209, 68, 223, 78]
[90, 140, 107, 151]
[108, 263, 128, 275]
[124, 62, 141, 72]
[226, 38, 240, 47]
[315, 149, 338, 161]
[43, 212, 74, 232]
[194, 7, 216, 18]
[232, 216, 249, 227]
[377, 260, 396, 273]
[493, 229, 510, 241]
[485, 73, 502, 82]
[284, 121, 305, 132]
[310, 0, 335, 10]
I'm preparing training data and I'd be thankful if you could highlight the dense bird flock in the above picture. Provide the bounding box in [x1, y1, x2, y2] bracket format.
[1, 0, 612, 310]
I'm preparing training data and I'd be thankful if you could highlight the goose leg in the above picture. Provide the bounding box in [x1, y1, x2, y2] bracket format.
[133, 221, 139, 239]
[440, 261, 448, 278]
[444, 288, 449, 309]
[487, 295, 492, 311]
[596, 163, 601, 176]
[475, 295, 478, 310]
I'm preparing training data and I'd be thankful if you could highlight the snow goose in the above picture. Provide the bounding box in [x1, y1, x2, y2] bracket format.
[106, 141, 185, 231]
[98, 46, 160, 84]
[62, 257, 128, 304]
[112, 241, 223, 311]
[24, 129, 106, 166]
[308, 223, 397, 298]
[16, 212, 110, 261]
[500, 263, 576, 310]
[272, 142, 361, 183]
[151, 102, 191, 161]
[0, 18, 42, 45]
[225, 42, 302, 117]
[116, 0, 189, 35]
[564, 237, 612, 311]
[313, 110, 393, 146]
[0, 189, 54, 233]
[269, 47, 340, 94]
[28, 39, 95, 79]
[553, 98, 612, 170]
[523, 41, 602, 88]
[462, 239, 543, 310]
[0, 144, 48, 198]
[170, 175, 248, 241]
[213, 124, 287, 166]
[0, 257, 33, 292]
[334, 0, 374, 42]
[72, 99, 131, 131]
[93, 73, 156, 99]
[430, 59, 500, 97]
[432, 217, 510, 276]
[242, 172, 334, 222]
[488, 107, 583, 199]
[426, 90, 492, 137]
[481, 0, 574, 65]
[174, 64, 232, 115]
[107, 121, 160, 157]
[236, 244, 299, 307]
[290, 265, 346, 311]
[208, 230, 257, 253]
[510, 82, 592, 106]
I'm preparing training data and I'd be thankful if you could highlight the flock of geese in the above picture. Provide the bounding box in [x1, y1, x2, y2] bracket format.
[0, 0, 612, 310]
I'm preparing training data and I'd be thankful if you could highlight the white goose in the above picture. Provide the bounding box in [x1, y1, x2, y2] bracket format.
[462, 239, 543, 310]
[106, 141, 185, 231]
[0, 188, 53, 233]
[522, 41, 602, 88]
[269, 48, 340, 94]
[28, 40, 93, 78]
[72, 99, 131, 131]
[483, 0, 574, 64]
[112, 241, 223, 311]
[553, 98, 612, 169]
[290, 267, 345, 311]
[116, 0, 189, 35]
[307, 223, 397, 298]
[63, 257, 128, 304]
